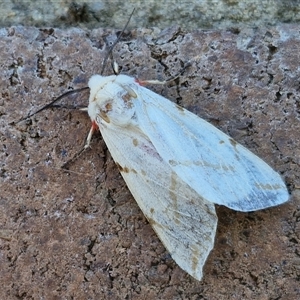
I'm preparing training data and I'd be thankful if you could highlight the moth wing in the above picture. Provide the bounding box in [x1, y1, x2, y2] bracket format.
[133, 85, 289, 211]
[99, 123, 217, 281]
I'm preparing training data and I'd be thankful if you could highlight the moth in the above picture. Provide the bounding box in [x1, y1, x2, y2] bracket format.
[24, 13, 289, 279]
[85, 73, 289, 280]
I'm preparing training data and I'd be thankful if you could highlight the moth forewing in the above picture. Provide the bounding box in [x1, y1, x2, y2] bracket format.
[97, 117, 218, 280]
[128, 81, 289, 212]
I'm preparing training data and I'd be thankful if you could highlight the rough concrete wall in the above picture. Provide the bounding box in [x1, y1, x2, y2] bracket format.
[0, 24, 299, 299]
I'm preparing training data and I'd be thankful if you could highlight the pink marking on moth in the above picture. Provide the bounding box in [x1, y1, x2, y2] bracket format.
[135, 78, 146, 86]
[140, 141, 163, 162]
[92, 120, 99, 130]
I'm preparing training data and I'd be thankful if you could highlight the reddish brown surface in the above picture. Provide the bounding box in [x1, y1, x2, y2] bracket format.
[0, 25, 299, 299]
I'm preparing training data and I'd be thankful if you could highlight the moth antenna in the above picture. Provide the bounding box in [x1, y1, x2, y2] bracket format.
[100, 8, 135, 75]
[15, 86, 89, 124]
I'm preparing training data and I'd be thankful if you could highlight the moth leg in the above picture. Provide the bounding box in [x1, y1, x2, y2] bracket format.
[62, 120, 98, 169]
[85, 121, 98, 149]
[137, 79, 168, 85]
[136, 63, 192, 86]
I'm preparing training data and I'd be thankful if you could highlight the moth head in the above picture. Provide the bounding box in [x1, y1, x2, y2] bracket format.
[88, 74, 137, 127]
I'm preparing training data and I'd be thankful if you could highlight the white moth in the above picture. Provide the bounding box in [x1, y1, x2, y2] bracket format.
[86, 73, 289, 280]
